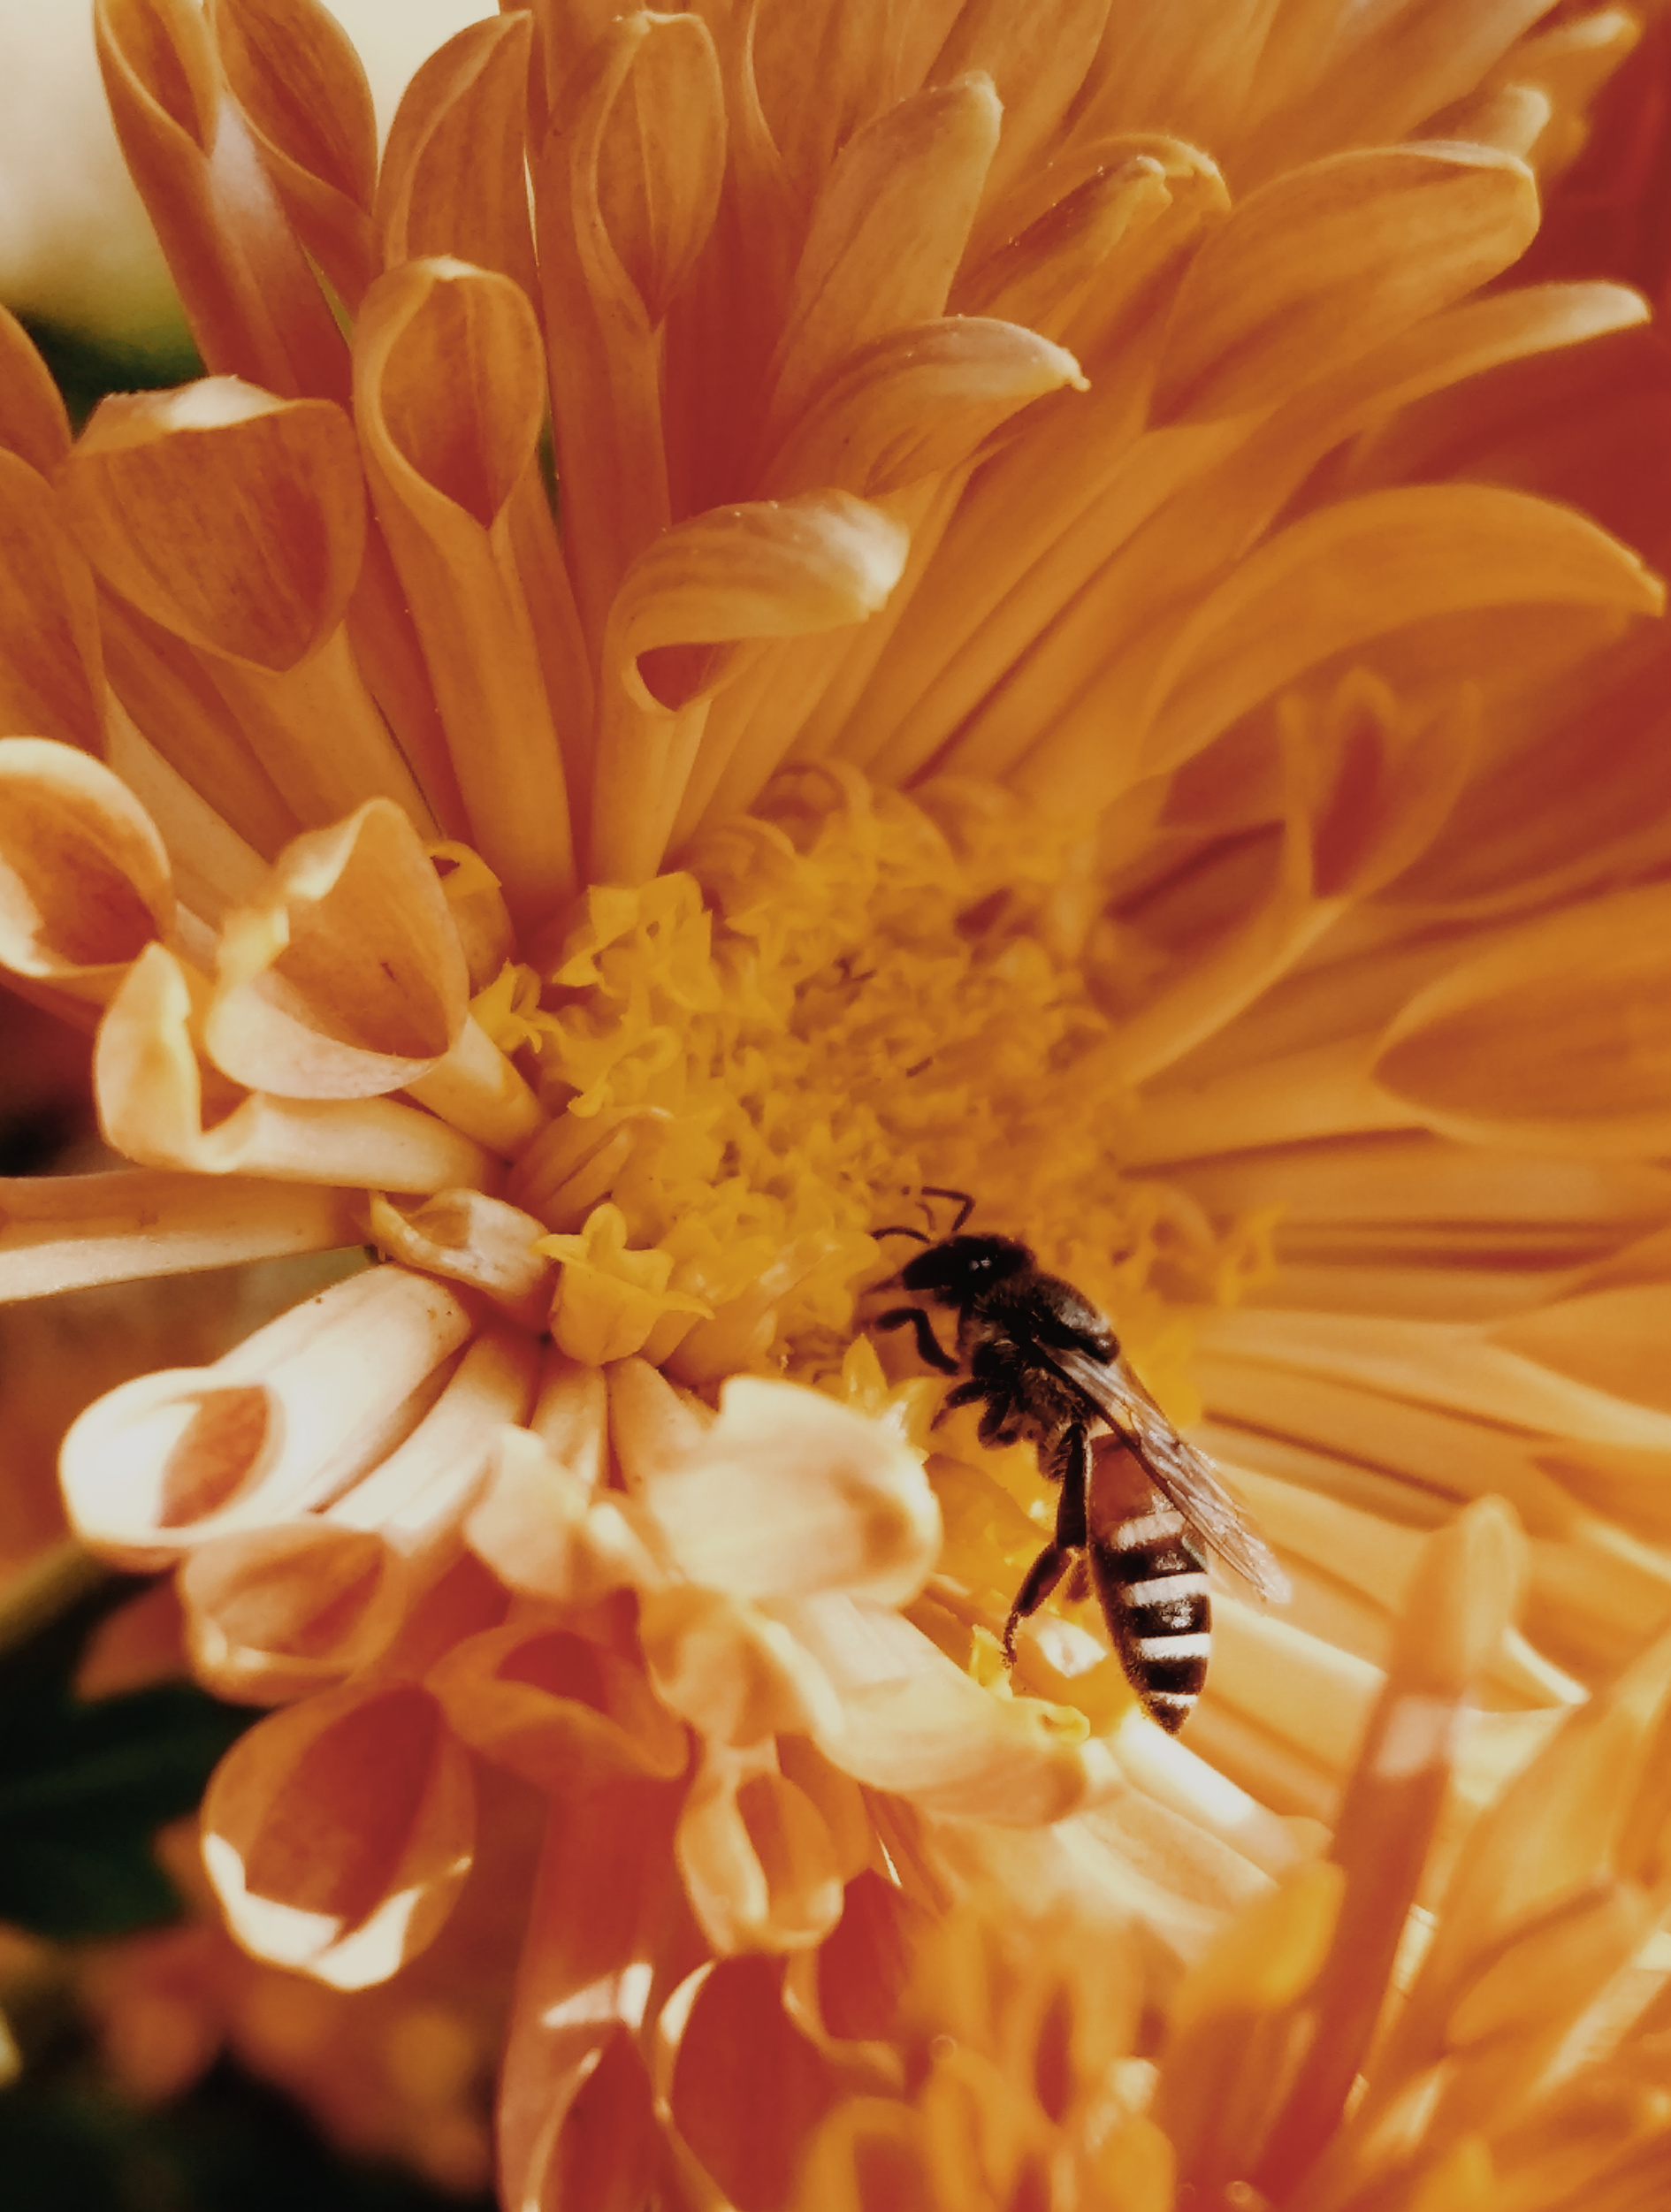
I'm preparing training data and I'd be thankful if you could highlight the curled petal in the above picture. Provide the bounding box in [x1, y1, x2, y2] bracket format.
[764, 74, 1001, 438]
[367, 1188, 554, 1325]
[355, 258, 577, 927]
[96, 943, 493, 1190]
[1375, 883, 1671, 1156]
[633, 1373, 940, 1606]
[201, 1679, 474, 1987]
[210, 0, 378, 309]
[95, 0, 348, 400]
[0, 738, 172, 1003]
[205, 798, 469, 1097]
[592, 492, 909, 881]
[587, 9, 725, 324]
[676, 1743, 846, 1954]
[428, 1619, 690, 1791]
[668, 1955, 839, 2211]
[760, 317, 1087, 500]
[60, 1262, 474, 1566]
[57, 379, 365, 673]
[0, 301, 72, 473]
[377, 14, 538, 302]
[178, 1325, 538, 1698]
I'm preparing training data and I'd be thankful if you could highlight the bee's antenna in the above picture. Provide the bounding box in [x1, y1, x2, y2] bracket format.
[921, 1186, 974, 1233]
[873, 1224, 932, 1246]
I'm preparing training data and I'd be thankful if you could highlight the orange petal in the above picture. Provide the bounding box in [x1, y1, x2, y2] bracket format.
[0, 449, 107, 750]
[0, 1166, 359, 1301]
[59, 1262, 475, 1566]
[376, 14, 538, 306]
[1152, 143, 1540, 422]
[209, 0, 378, 309]
[1374, 883, 1671, 1156]
[763, 74, 1001, 440]
[354, 258, 577, 930]
[535, 11, 722, 643]
[0, 738, 172, 1004]
[201, 1679, 474, 1987]
[759, 317, 1086, 500]
[592, 491, 909, 882]
[0, 303, 72, 474]
[59, 379, 362, 673]
[1135, 482, 1665, 782]
[204, 799, 468, 1098]
[95, 0, 348, 400]
[668, 1955, 838, 2210]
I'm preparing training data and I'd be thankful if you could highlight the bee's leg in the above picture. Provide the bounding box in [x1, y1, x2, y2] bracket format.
[874, 1305, 960, 1375]
[1003, 1423, 1090, 1661]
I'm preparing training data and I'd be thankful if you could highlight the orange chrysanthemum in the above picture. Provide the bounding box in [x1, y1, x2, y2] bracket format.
[5, 1, 1671, 2206]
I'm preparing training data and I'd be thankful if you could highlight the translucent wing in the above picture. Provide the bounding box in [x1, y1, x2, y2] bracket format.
[1046, 1343, 1291, 1603]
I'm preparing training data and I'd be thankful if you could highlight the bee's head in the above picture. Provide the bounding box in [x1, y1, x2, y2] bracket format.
[898, 1233, 1033, 1304]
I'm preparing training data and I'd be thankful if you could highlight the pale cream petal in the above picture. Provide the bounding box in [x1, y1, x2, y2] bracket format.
[204, 797, 469, 1098]
[366, 1188, 554, 1326]
[59, 1262, 474, 1566]
[178, 1325, 539, 1698]
[96, 942, 493, 1190]
[466, 1425, 663, 1605]
[639, 1585, 845, 1748]
[0, 735, 172, 1003]
[632, 1372, 940, 1607]
[0, 1167, 359, 1301]
[784, 1589, 1117, 1822]
[200, 1678, 475, 1988]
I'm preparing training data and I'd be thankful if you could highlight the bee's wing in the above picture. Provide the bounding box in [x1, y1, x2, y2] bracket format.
[1047, 1343, 1292, 1604]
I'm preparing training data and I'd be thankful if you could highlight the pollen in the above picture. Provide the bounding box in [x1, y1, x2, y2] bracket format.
[494, 765, 1270, 1407]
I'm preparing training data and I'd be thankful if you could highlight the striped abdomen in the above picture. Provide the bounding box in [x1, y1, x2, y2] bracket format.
[1090, 1487, 1212, 1735]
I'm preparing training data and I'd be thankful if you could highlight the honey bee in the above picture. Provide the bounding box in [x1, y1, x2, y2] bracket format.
[874, 1191, 1288, 1732]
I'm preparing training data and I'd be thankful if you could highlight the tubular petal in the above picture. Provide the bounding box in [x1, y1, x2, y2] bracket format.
[59, 1260, 474, 1565]
[201, 1679, 475, 1987]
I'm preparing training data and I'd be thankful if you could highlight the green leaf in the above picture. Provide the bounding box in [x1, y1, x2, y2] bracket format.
[0, 1571, 255, 1940]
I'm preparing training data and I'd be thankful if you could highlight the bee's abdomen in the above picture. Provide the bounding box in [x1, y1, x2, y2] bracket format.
[1095, 1506, 1211, 1735]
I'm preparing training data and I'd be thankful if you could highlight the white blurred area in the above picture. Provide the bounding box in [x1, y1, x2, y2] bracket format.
[0, 0, 492, 341]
